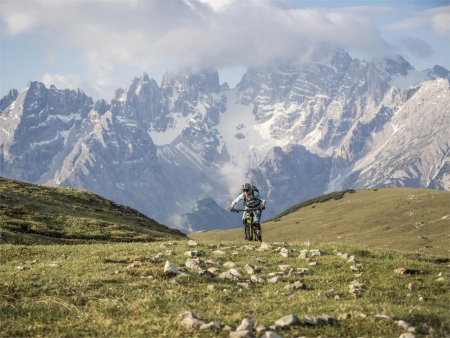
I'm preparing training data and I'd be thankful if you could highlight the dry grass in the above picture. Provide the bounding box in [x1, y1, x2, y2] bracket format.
[191, 188, 450, 256]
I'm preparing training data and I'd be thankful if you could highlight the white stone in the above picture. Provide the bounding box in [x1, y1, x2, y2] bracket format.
[229, 330, 254, 338]
[205, 259, 218, 265]
[278, 264, 291, 271]
[261, 331, 282, 338]
[310, 249, 321, 256]
[298, 250, 308, 259]
[275, 314, 301, 327]
[251, 275, 265, 283]
[260, 242, 273, 250]
[164, 261, 180, 275]
[399, 333, 415, 338]
[199, 321, 221, 330]
[244, 264, 256, 274]
[236, 318, 255, 331]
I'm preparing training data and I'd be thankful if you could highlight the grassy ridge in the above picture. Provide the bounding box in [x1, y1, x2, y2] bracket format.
[1, 240, 448, 337]
[190, 188, 450, 256]
[0, 176, 186, 244]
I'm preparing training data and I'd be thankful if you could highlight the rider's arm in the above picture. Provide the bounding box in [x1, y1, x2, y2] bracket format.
[254, 191, 266, 208]
[231, 193, 244, 208]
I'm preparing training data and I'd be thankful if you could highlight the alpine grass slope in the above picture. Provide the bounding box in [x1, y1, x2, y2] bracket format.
[0, 176, 186, 244]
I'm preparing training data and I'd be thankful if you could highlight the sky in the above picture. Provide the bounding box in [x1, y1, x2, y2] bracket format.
[1, 0, 449, 101]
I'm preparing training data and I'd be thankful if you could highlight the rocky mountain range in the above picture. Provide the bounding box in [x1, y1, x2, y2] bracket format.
[1, 49, 449, 233]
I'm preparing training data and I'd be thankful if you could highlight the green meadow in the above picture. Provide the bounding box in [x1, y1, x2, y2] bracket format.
[1, 177, 449, 337]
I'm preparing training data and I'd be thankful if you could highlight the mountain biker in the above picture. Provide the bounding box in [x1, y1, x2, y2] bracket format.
[230, 183, 266, 242]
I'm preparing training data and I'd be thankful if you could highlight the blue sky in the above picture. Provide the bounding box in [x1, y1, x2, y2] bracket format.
[1, 0, 449, 101]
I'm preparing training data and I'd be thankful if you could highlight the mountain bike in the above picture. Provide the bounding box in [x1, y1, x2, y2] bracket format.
[232, 208, 262, 241]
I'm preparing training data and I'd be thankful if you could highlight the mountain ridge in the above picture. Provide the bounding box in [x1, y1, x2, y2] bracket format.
[1, 49, 449, 232]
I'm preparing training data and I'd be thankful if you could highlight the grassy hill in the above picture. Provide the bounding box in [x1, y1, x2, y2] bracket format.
[1, 179, 449, 336]
[190, 188, 450, 256]
[0, 176, 186, 244]
[1, 240, 449, 337]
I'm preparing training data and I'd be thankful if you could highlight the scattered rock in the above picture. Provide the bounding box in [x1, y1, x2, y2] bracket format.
[254, 325, 267, 333]
[177, 311, 198, 321]
[278, 264, 291, 271]
[407, 283, 418, 291]
[374, 314, 393, 322]
[180, 316, 206, 329]
[49, 263, 61, 268]
[251, 275, 265, 283]
[284, 281, 306, 291]
[222, 325, 234, 331]
[274, 314, 302, 327]
[164, 261, 181, 275]
[200, 321, 221, 330]
[396, 320, 412, 330]
[188, 240, 198, 246]
[394, 268, 421, 275]
[260, 242, 273, 251]
[267, 276, 281, 284]
[153, 253, 164, 260]
[310, 249, 321, 256]
[236, 318, 255, 331]
[228, 269, 243, 277]
[184, 250, 199, 257]
[298, 250, 308, 259]
[224, 261, 237, 268]
[229, 330, 254, 338]
[261, 331, 282, 338]
[244, 264, 257, 274]
[399, 333, 415, 338]
[205, 259, 218, 265]
[207, 267, 220, 274]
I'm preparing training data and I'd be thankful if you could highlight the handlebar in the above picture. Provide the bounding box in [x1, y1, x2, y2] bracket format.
[231, 207, 263, 212]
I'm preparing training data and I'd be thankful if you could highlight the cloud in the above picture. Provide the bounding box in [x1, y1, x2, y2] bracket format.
[2, 0, 435, 97]
[384, 5, 449, 35]
[41, 73, 86, 91]
[399, 36, 434, 58]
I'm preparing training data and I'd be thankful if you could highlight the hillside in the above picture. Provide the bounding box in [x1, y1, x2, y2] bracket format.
[190, 188, 450, 256]
[0, 176, 186, 244]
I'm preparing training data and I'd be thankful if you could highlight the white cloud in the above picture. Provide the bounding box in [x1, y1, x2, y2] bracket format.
[384, 5, 449, 35]
[41, 73, 85, 91]
[2, 0, 447, 98]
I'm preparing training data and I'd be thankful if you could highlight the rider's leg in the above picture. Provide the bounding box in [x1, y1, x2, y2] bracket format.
[253, 209, 262, 241]
[242, 214, 249, 240]
[253, 222, 262, 240]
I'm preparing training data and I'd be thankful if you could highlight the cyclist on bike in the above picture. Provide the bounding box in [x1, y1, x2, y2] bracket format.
[230, 183, 266, 242]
